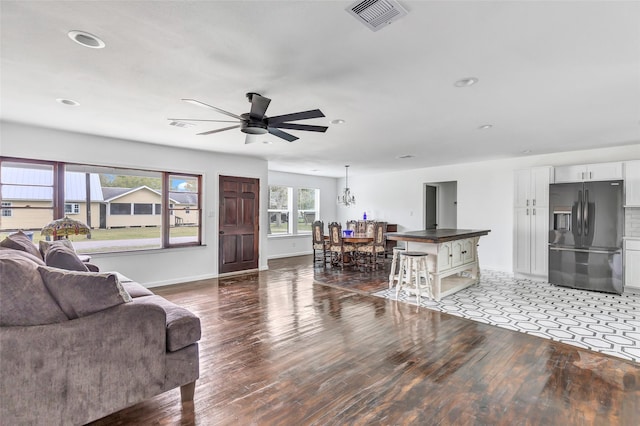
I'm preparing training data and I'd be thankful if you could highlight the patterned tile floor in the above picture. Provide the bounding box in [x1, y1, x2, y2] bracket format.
[373, 270, 640, 363]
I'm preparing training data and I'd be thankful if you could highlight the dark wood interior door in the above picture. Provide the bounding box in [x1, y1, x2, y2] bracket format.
[219, 175, 260, 274]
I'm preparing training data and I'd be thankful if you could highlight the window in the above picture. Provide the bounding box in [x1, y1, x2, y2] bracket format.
[110, 203, 131, 215]
[268, 185, 292, 235]
[64, 203, 80, 214]
[167, 174, 201, 245]
[1, 157, 202, 253]
[297, 188, 319, 233]
[0, 160, 54, 233]
[133, 203, 153, 215]
[1, 202, 12, 217]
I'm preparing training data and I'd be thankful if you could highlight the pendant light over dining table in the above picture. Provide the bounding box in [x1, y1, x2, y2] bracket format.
[337, 165, 356, 207]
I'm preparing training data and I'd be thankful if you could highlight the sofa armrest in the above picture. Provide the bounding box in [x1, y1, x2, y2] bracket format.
[1, 301, 167, 425]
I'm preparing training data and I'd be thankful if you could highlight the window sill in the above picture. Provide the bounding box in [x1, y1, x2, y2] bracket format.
[268, 233, 311, 239]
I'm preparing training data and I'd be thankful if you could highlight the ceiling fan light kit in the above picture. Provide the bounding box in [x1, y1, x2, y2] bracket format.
[172, 93, 328, 144]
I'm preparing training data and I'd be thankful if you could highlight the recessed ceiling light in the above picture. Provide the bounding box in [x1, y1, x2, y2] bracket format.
[331, 119, 346, 125]
[454, 77, 478, 88]
[56, 98, 80, 106]
[478, 124, 493, 130]
[67, 30, 105, 49]
[397, 154, 414, 159]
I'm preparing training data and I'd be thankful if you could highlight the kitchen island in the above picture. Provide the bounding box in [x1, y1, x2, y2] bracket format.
[386, 229, 491, 301]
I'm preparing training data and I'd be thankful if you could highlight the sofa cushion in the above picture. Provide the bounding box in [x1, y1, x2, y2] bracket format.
[45, 244, 89, 272]
[0, 246, 46, 265]
[0, 252, 68, 326]
[39, 238, 75, 259]
[38, 266, 133, 320]
[0, 230, 42, 260]
[132, 295, 201, 352]
[121, 281, 154, 298]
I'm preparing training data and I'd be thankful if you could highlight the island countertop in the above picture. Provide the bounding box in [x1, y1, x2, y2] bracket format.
[386, 228, 491, 244]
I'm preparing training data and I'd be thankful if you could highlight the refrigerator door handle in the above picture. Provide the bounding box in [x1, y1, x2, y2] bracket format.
[576, 190, 582, 236]
[584, 189, 589, 236]
[549, 246, 620, 255]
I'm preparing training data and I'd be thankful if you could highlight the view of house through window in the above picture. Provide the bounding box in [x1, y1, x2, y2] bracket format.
[0, 158, 202, 253]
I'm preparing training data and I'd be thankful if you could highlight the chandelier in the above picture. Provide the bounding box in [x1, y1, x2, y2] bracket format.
[337, 165, 356, 207]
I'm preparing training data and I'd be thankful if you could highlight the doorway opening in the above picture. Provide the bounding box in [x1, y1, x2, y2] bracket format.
[424, 181, 457, 230]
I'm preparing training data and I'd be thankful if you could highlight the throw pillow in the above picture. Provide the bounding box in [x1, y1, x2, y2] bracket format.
[0, 252, 68, 326]
[39, 238, 75, 259]
[0, 230, 42, 260]
[45, 244, 89, 272]
[37, 266, 133, 320]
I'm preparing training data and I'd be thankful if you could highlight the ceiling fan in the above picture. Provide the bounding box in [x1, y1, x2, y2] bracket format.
[169, 92, 328, 144]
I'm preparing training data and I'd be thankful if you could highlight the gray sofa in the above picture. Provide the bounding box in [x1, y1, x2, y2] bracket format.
[0, 232, 201, 425]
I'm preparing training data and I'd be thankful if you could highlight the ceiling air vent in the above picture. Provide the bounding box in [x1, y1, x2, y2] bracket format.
[346, 0, 408, 32]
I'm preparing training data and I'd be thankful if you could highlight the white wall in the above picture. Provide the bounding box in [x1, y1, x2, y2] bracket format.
[267, 170, 338, 259]
[336, 144, 640, 272]
[0, 121, 269, 286]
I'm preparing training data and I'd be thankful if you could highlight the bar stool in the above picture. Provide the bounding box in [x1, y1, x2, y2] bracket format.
[396, 251, 432, 304]
[388, 247, 405, 289]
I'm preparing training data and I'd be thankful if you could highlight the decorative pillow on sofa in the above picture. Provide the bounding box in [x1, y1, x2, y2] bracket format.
[39, 238, 75, 259]
[37, 266, 133, 320]
[0, 246, 46, 265]
[45, 244, 89, 272]
[0, 230, 42, 260]
[0, 252, 68, 326]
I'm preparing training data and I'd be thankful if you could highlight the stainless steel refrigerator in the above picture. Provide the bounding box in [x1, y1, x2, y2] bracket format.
[548, 180, 624, 294]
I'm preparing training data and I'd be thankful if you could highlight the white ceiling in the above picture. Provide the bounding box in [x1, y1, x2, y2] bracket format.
[1, 1, 639, 178]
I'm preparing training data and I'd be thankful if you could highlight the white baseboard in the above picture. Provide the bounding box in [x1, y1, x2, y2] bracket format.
[267, 250, 312, 260]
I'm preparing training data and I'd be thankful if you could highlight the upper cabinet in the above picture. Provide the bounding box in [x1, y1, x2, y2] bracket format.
[553, 162, 623, 183]
[624, 160, 640, 206]
[515, 166, 552, 208]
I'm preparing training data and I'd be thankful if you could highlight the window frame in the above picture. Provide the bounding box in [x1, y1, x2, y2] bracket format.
[64, 203, 80, 215]
[1, 156, 203, 252]
[1, 201, 12, 217]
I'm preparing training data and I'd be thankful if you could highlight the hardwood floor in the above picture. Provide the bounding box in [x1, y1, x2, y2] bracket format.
[90, 255, 639, 425]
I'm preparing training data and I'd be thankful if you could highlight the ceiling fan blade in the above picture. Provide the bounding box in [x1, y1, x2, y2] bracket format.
[168, 118, 240, 123]
[182, 99, 243, 120]
[196, 124, 241, 135]
[271, 123, 328, 133]
[249, 94, 271, 120]
[267, 109, 325, 125]
[268, 127, 299, 142]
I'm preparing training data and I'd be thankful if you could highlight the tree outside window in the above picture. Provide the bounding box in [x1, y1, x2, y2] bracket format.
[268, 185, 291, 234]
[297, 188, 318, 233]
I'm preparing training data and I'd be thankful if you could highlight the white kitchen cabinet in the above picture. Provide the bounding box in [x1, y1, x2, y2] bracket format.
[554, 162, 623, 183]
[625, 239, 640, 290]
[514, 206, 548, 278]
[514, 167, 550, 279]
[624, 160, 640, 206]
[515, 167, 551, 208]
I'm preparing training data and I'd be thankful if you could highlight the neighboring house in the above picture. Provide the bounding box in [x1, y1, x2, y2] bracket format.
[0, 166, 198, 231]
[101, 186, 199, 229]
[0, 168, 103, 230]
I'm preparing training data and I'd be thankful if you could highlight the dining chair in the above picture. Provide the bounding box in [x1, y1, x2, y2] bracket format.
[311, 220, 330, 266]
[346, 220, 357, 233]
[328, 222, 355, 268]
[356, 221, 386, 270]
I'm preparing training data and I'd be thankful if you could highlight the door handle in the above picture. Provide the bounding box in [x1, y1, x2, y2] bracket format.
[219, 231, 225, 235]
[583, 190, 589, 236]
[576, 190, 582, 236]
